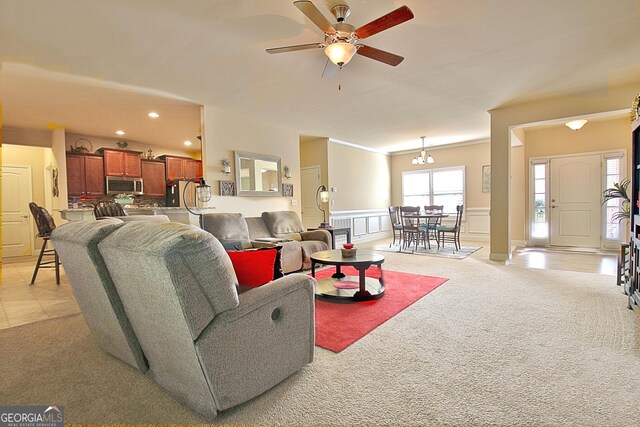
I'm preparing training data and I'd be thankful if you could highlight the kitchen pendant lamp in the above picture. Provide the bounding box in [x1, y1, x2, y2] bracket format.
[411, 136, 434, 165]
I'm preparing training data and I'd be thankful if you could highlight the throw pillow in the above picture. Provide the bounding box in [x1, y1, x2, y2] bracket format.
[227, 248, 277, 287]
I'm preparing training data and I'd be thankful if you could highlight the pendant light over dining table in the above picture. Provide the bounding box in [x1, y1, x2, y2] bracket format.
[411, 136, 434, 165]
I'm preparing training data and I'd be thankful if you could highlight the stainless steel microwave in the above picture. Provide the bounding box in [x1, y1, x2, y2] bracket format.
[106, 176, 144, 195]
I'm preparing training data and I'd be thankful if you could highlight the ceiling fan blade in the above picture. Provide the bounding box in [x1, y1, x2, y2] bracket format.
[294, 1, 336, 34]
[356, 45, 404, 66]
[321, 57, 337, 79]
[266, 42, 325, 54]
[354, 5, 414, 39]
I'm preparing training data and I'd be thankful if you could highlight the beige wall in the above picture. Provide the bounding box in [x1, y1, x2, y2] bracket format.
[390, 141, 491, 209]
[328, 143, 390, 211]
[201, 105, 300, 217]
[300, 137, 328, 185]
[510, 145, 525, 241]
[490, 80, 640, 261]
[520, 117, 630, 241]
[524, 117, 629, 159]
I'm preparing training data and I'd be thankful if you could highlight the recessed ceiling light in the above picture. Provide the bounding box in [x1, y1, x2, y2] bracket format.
[115, 130, 125, 135]
[148, 112, 159, 118]
[184, 140, 192, 146]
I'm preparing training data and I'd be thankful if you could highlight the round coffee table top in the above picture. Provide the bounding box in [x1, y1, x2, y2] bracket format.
[310, 249, 385, 266]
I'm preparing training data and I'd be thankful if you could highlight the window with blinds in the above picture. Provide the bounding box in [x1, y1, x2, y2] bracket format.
[402, 167, 465, 214]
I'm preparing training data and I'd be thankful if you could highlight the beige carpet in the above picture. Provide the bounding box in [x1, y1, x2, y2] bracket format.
[1, 245, 638, 426]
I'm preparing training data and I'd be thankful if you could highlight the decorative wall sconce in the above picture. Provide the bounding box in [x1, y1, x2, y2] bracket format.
[222, 159, 231, 175]
[283, 165, 292, 180]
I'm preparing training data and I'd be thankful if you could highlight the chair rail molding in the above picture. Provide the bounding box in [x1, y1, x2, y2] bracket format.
[459, 207, 490, 241]
[329, 209, 391, 244]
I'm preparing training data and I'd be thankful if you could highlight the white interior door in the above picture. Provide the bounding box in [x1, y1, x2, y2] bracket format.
[2, 165, 34, 257]
[549, 155, 601, 247]
[301, 166, 322, 229]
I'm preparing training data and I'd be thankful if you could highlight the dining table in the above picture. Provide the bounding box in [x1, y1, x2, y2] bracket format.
[400, 211, 449, 251]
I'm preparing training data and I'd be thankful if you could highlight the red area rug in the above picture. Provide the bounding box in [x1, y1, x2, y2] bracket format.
[312, 266, 448, 353]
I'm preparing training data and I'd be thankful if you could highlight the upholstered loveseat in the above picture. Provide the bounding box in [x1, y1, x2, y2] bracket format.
[201, 211, 331, 274]
[51, 220, 316, 418]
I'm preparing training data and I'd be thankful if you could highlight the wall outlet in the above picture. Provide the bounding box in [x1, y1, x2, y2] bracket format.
[291, 199, 298, 206]
[331, 199, 335, 206]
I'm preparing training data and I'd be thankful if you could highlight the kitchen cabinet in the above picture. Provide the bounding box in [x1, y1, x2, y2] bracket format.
[141, 160, 166, 196]
[103, 149, 142, 177]
[158, 155, 202, 180]
[66, 153, 105, 197]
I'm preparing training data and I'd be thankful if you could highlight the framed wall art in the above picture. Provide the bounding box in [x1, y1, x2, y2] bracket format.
[219, 180, 236, 197]
[282, 183, 294, 197]
[482, 165, 491, 193]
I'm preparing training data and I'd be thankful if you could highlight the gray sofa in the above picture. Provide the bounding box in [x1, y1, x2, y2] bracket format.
[51, 220, 316, 418]
[201, 211, 331, 274]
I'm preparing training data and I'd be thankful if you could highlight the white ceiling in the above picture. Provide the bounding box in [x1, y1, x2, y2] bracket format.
[1, 0, 639, 153]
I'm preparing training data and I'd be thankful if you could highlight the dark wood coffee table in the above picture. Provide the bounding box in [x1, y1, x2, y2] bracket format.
[310, 249, 385, 302]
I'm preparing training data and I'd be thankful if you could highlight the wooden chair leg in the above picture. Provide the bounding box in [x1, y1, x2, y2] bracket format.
[30, 239, 48, 285]
[54, 250, 60, 285]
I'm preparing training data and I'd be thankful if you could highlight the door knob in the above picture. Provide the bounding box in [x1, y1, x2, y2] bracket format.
[551, 205, 558, 208]
[22, 215, 29, 218]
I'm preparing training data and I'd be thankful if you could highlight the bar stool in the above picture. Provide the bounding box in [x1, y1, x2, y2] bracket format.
[93, 201, 128, 219]
[28, 202, 60, 285]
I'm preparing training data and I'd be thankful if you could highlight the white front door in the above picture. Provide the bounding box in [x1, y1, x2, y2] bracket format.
[549, 155, 601, 247]
[2, 165, 34, 257]
[301, 166, 323, 229]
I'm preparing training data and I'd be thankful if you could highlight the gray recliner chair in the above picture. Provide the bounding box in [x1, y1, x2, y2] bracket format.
[97, 221, 316, 418]
[51, 220, 148, 372]
[52, 220, 316, 419]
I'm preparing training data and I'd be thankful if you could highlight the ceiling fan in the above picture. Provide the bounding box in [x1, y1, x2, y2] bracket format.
[266, 1, 414, 70]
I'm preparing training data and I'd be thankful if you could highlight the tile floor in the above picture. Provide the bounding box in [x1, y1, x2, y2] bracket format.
[0, 256, 80, 330]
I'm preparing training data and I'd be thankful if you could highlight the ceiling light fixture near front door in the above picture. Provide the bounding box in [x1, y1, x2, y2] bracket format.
[565, 119, 587, 131]
[411, 136, 434, 165]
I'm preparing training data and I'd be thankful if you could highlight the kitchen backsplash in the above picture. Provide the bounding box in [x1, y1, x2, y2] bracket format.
[68, 194, 166, 209]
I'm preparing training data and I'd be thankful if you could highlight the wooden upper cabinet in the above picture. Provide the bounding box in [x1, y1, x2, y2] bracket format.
[184, 159, 200, 180]
[84, 155, 105, 195]
[141, 160, 166, 196]
[123, 152, 142, 177]
[103, 149, 142, 177]
[165, 157, 185, 181]
[66, 155, 85, 197]
[66, 153, 105, 197]
[161, 155, 201, 180]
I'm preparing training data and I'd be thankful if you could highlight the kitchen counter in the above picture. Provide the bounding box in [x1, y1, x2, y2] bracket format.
[60, 206, 216, 226]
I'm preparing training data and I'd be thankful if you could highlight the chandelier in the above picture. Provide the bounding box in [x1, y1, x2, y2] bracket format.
[411, 136, 434, 165]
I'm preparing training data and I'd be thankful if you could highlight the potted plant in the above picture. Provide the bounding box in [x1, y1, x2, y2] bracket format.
[114, 193, 135, 205]
[602, 177, 630, 222]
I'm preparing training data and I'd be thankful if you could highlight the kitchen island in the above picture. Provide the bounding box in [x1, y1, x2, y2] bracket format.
[60, 206, 216, 226]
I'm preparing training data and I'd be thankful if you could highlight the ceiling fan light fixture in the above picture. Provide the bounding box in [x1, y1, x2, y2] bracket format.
[565, 119, 588, 131]
[325, 42, 357, 67]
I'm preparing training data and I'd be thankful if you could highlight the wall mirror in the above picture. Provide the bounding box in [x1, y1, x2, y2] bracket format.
[235, 151, 282, 196]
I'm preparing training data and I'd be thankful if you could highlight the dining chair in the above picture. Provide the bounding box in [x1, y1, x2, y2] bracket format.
[400, 206, 427, 252]
[94, 201, 128, 219]
[423, 204, 444, 244]
[28, 202, 61, 285]
[436, 204, 463, 251]
[388, 206, 403, 247]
